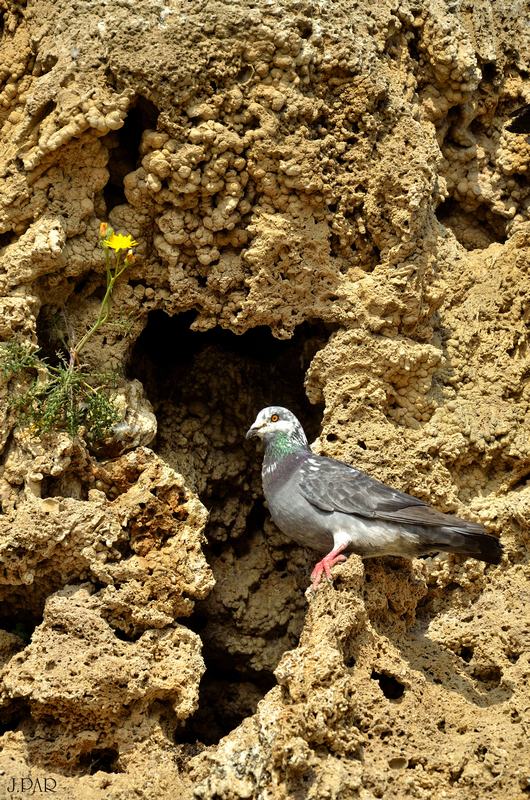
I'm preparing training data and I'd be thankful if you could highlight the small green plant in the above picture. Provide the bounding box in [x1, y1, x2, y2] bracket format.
[0, 224, 138, 443]
[0, 340, 40, 379]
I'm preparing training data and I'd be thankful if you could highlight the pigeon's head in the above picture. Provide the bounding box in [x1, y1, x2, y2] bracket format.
[246, 406, 308, 446]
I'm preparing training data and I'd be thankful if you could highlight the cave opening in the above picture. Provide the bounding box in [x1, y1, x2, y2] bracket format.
[128, 310, 329, 743]
[127, 309, 327, 494]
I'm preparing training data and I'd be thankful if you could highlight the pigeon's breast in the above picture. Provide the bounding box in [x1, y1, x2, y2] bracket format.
[263, 468, 336, 553]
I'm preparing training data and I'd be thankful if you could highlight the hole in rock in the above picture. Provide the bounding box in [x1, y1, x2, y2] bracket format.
[407, 30, 422, 64]
[371, 670, 406, 700]
[236, 65, 253, 83]
[297, 18, 313, 39]
[105, 66, 119, 91]
[128, 310, 327, 492]
[36, 304, 72, 365]
[329, 233, 343, 258]
[436, 197, 507, 250]
[33, 53, 58, 77]
[27, 99, 57, 134]
[104, 96, 160, 212]
[0, 698, 31, 734]
[111, 625, 143, 643]
[78, 747, 122, 775]
[129, 310, 329, 742]
[0, 603, 44, 644]
[480, 61, 497, 83]
[0, 229, 17, 249]
[341, 630, 360, 670]
[506, 104, 530, 134]
[40, 473, 88, 500]
[389, 756, 408, 769]
[472, 664, 502, 688]
[459, 645, 474, 663]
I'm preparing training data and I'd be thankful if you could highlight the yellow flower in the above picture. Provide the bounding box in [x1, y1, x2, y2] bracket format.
[103, 232, 138, 252]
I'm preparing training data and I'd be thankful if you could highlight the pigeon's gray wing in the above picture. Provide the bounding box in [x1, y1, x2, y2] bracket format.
[298, 456, 483, 531]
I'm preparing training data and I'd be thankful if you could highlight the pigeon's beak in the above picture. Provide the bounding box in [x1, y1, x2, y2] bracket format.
[246, 422, 262, 439]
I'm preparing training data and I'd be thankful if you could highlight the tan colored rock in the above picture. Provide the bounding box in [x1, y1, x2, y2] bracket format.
[0, 0, 528, 798]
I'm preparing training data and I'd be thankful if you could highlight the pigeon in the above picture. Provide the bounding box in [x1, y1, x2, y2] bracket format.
[246, 406, 503, 590]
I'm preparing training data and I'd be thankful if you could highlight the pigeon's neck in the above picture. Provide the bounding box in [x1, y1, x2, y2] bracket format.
[264, 431, 309, 466]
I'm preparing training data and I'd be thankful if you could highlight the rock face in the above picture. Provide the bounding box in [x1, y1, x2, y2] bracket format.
[0, 0, 529, 798]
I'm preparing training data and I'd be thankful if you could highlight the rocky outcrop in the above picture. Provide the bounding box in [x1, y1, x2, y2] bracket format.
[0, 1, 529, 798]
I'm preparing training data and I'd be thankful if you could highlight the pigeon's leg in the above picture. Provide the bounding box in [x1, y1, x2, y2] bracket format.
[310, 543, 348, 590]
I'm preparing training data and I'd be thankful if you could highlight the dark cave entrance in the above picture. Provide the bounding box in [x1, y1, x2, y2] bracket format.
[128, 310, 325, 442]
[128, 310, 329, 744]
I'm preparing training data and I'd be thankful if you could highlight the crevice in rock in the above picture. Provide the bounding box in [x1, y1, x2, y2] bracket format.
[479, 61, 497, 84]
[174, 665, 275, 745]
[33, 53, 58, 77]
[104, 96, 160, 212]
[35, 304, 69, 365]
[128, 310, 329, 743]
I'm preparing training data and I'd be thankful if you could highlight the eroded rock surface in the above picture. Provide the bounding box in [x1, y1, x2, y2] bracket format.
[0, 0, 529, 798]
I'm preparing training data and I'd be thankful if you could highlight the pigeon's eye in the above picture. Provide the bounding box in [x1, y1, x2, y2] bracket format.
[270, 413, 279, 422]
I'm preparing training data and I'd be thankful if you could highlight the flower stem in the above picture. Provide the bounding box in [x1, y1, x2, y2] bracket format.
[69, 247, 129, 367]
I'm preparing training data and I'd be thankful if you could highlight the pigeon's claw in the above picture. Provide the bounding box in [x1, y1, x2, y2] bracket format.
[310, 544, 348, 591]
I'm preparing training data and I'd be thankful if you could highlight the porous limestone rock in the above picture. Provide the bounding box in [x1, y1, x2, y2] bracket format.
[0, 0, 529, 798]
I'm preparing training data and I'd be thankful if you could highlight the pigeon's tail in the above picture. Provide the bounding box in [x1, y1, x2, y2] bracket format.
[425, 525, 503, 565]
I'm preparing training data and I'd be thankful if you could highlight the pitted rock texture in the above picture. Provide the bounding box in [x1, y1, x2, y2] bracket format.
[0, 0, 529, 798]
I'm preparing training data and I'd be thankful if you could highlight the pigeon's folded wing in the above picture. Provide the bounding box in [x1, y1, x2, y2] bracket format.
[298, 456, 484, 532]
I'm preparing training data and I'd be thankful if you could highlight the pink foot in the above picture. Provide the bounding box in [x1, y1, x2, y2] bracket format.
[310, 544, 348, 591]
